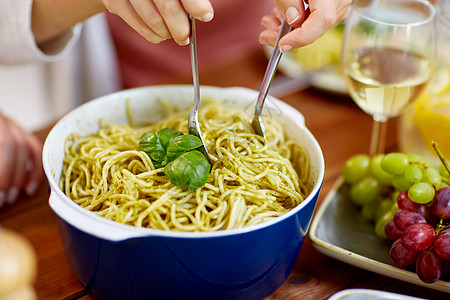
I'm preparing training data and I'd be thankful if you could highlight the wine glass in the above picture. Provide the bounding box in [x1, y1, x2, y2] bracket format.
[341, 0, 437, 155]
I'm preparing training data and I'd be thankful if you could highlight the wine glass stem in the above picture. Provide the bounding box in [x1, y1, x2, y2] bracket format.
[369, 119, 388, 156]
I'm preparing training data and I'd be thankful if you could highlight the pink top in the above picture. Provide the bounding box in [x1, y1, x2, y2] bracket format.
[106, 0, 274, 88]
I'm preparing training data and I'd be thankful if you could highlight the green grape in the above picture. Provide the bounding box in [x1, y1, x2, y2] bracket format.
[374, 209, 394, 238]
[417, 163, 426, 174]
[391, 190, 400, 202]
[380, 152, 409, 175]
[349, 176, 380, 206]
[370, 154, 394, 184]
[422, 167, 442, 189]
[374, 198, 393, 222]
[408, 182, 435, 204]
[392, 173, 413, 192]
[361, 199, 380, 221]
[342, 154, 370, 183]
[390, 199, 399, 214]
[374, 199, 399, 238]
[404, 164, 423, 183]
[406, 153, 430, 166]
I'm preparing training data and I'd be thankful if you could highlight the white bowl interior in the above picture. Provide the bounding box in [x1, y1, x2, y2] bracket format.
[43, 85, 324, 240]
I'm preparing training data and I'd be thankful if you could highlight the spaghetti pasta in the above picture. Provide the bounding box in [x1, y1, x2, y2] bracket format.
[60, 99, 311, 231]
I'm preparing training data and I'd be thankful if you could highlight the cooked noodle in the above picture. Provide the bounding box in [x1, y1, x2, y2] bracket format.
[60, 99, 311, 231]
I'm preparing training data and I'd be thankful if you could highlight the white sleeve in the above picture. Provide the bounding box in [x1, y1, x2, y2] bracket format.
[0, 0, 81, 65]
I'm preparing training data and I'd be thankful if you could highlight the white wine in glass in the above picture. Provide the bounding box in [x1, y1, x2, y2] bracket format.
[341, 0, 436, 155]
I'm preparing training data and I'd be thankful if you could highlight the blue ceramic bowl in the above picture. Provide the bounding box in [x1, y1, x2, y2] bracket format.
[42, 85, 324, 300]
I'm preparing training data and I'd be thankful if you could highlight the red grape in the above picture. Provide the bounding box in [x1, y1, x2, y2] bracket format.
[401, 223, 435, 252]
[434, 231, 450, 260]
[397, 190, 430, 218]
[416, 248, 443, 283]
[433, 186, 450, 219]
[385, 219, 403, 241]
[389, 239, 417, 266]
[393, 208, 426, 231]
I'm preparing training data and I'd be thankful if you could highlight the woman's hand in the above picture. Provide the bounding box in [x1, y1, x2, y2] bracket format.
[102, 0, 215, 45]
[0, 114, 43, 208]
[260, 0, 352, 51]
[32, 0, 214, 46]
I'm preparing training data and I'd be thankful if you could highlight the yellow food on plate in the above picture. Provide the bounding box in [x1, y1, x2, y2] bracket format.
[287, 25, 343, 71]
[413, 68, 450, 157]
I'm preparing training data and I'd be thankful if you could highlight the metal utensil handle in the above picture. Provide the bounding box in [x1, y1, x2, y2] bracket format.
[188, 15, 212, 165]
[189, 15, 200, 114]
[255, 20, 292, 115]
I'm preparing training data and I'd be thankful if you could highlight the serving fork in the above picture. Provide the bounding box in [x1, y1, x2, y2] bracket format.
[187, 15, 212, 165]
[252, 19, 292, 140]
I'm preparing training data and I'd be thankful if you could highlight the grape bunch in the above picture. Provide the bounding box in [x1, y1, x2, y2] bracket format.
[341, 152, 444, 238]
[341, 149, 450, 284]
[387, 188, 450, 283]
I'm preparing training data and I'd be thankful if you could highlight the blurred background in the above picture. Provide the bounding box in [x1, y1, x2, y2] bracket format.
[0, 13, 119, 131]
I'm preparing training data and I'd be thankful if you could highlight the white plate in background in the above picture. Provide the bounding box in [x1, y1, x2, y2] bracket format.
[263, 25, 348, 95]
[328, 288, 426, 300]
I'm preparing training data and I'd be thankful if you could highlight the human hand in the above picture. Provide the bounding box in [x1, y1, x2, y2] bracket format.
[0, 113, 43, 208]
[102, 0, 214, 45]
[260, 0, 352, 52]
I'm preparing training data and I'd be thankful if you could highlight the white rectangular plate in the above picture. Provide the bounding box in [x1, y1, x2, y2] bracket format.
[309, 178, 450, 293]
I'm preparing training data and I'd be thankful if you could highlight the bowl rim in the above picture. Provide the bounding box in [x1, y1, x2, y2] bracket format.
[43, 84, 325, 240]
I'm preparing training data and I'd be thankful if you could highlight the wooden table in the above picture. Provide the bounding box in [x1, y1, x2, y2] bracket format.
[1, 49, 448, 300]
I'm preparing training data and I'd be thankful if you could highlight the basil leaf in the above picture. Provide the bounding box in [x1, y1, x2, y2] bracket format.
[165, 135, 203, 163]
[157, 128, 183, 149]
[139, 128, 184, 168]
[139, 128, 211, 191]
[164, 151, 210, 192]
[139, 131, 165, 168]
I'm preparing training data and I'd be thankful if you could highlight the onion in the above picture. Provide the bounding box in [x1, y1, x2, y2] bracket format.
[0, 227, 37, 299]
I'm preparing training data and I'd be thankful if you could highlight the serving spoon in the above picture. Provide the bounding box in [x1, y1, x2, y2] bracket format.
[252, 19, 292, 140]
[188, 15, 213, 165]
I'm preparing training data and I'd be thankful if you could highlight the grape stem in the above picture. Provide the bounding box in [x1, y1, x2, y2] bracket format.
[432, 141, 450, 177]
[436, 218, 450, 234]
